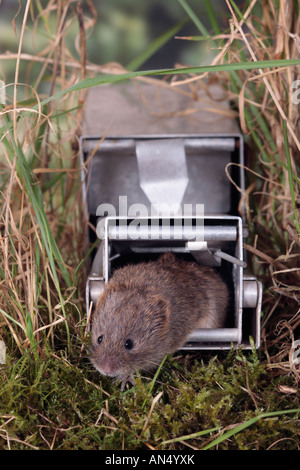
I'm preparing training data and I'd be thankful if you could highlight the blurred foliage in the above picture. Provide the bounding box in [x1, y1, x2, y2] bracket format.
[0, 0, 232, 84]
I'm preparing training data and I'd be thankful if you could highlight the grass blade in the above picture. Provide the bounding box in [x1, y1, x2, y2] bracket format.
[1, 113, 72, 346]
[2, 120, 72, 288]
[177, 0, 208, 35]
[38, 58, 300, 108]
[283, 120, 300, 233]
[126, 18, 188, 71]
[202, 409, 300, 450]
[161, 426, 220, 446]
[0, 308, 26, 334]
[204, 0, 221, 34]
[141, 354, 169, 409]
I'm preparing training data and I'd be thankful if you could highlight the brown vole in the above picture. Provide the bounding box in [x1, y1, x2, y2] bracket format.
[90, 252, 229, 389]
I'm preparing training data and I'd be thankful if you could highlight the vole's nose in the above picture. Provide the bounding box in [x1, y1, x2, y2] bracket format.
[101, 360, 117, 376]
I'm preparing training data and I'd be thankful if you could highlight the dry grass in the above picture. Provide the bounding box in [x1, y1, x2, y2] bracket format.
[222, 0, 300, 381]
[0, 0, 91, 353]
[1, 0, 299, 384]
[173, 0, 300, 382]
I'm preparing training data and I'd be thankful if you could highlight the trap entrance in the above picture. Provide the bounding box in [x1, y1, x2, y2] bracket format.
[86, 215, 261, 350]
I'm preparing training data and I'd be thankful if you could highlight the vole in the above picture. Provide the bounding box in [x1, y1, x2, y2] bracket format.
[90, 252, 229, 389]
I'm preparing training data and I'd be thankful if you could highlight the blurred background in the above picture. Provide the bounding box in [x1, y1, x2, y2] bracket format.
[0, 0, 242, 89]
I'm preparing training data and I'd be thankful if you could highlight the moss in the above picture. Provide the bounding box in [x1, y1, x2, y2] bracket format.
[0, 344, 299, 450]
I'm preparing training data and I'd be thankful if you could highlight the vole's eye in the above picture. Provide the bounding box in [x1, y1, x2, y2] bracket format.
[97, 335, 103, 345]
[124, 338, 133, 350]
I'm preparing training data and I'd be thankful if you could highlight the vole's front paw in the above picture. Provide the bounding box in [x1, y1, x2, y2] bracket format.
[113, 375, 136, 391]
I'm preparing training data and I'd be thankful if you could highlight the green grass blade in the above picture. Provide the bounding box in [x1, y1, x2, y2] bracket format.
[41, 172, 65, 193]
[204, 0, 221, 34]
[202, 408, 300, 450]
[141, 354, 169, 409]
[37, 59, 300, 108]
[177, 0, 208, 35]
[177, 0, 277, 159]
[161, 426, 220, 446]
[29, 105, 48, 168]
[229, 0, 265, 48]
[148, 354, 168, 394]
[2, 123, 71, 288]
[127, 18, 188, 71]
[229, 72, 276, 158]
[0, 308, 27, 333]
[1, 114, 72, 346]
[280, 161, 300, 185]
[201, 0, 277, 157]
[283, 120, 300, 232]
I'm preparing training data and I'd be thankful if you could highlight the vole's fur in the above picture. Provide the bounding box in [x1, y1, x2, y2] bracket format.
[90, 253, 229, 389]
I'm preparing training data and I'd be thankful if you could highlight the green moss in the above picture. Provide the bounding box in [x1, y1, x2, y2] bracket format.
[0, 341, 299, 450]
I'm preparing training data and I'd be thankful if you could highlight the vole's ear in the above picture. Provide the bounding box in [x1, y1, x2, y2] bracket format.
[149, 295, 171, 332]
[95, 292, 105, 311]
[96, 283, 117, 307]
[158, 252, 176, 265]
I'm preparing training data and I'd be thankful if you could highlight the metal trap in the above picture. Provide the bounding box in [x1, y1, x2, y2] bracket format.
[81, 81, 262, 350]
